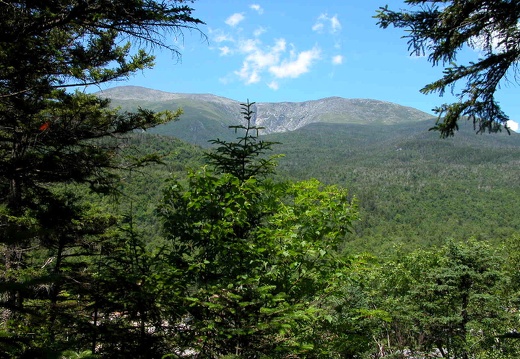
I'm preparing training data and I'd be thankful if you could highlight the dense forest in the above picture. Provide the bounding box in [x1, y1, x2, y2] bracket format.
[117, 118, 520, 255]
[6, 105, 518, 358]
[3, 0, 520, 358]
[269, 121, 520, 253]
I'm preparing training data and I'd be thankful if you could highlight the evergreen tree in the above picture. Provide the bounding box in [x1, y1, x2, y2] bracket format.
[364, 240, 517, 358]
[206, 100, 281, 182]
[0, 1, 203, 356]
[159, 103, 359, 357]
[91, 211, 173, 358]
[376, 0, 520, 137]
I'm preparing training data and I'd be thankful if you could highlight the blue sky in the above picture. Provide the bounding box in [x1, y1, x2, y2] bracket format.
[111, 0, 519, 129]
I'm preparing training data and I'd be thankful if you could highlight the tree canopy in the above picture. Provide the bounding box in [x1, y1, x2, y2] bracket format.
[0, 1, 203, 356]
[375, 0, 520, 137]
[158, 104, 360, 357]
[0, 0, 203, 215]
[206, 100, 282, 182]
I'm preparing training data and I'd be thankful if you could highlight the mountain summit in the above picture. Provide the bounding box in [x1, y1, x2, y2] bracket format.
[97, 86, 435, 145]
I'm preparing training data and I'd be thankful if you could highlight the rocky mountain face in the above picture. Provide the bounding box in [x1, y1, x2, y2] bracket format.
[253, 97, 433, 132]
[97, 86, 435, 136]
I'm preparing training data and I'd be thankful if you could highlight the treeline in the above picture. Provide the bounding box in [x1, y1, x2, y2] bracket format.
[3, 1, 520, 357]
[121, 120, 520, 255]
[266, 121, 520, 253]
[3, 110, 520, 358]
[3, 101, 520, 358]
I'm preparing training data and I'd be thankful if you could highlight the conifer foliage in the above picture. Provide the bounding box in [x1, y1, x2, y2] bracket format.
[376, 0, 520, 137]
[0, 1, 202, 357]
[159, 103, 359, 357]
[206, 100, 281, 182]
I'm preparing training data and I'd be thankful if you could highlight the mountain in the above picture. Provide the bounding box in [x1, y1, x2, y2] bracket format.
[97, 86, 435, 146]
[98, 86, 520, 254]
[266, 120, 520, 253]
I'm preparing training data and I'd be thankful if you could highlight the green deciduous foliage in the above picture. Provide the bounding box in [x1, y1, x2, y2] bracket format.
[375, 0, 520, 137]
[363, 240, 519, 359]
[158, 106, 359, 357]
[0, 0, 202, 356]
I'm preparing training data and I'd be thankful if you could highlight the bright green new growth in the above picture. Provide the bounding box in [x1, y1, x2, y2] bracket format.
[159, 102, 359, 357]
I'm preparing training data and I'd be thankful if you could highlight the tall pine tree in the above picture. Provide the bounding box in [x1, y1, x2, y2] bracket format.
[159, 102, 359, 357]
[0, 1, 203, 356]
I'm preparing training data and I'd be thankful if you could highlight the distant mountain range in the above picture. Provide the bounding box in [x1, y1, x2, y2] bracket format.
[97, 86, 435, 146]
[98, 86, 520, 252]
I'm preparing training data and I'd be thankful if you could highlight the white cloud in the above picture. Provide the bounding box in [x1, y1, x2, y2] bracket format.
[469, 31, 510, 55]
[507, 120, 519, 132]
[209, 28, 234, 43]
[235, 61, 261, 84]
[271, 38, 286, 53]
[238, 38, 260, 53]
[248, 71, 261, 84]
[250, 4, 264, 14]
[312, 13, 342, 34]
[232, 37, 320, 86]
[225, 13, 245, 27]
[234, 38, 287, 84]
[253, 26, 266, 37]
[243, 39, 286, 67]
[211, 7, 335, 89]
[332, 55, 343, 65]
[219, 46, 232, 56]
[312, 22, 324, 32]
[269, 46, 321, 79]
[330, 15, 342, 33]
[268, 81, 279, 90]
[466, 12, 520, 55]
[247, 49, 279, 69]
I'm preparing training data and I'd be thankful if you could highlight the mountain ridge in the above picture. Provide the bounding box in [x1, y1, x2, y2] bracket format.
[97, 86, 435, 142]
[97, 85, 237, 103]
[98, 85, 425, 111]
[96, 86, 520, 252]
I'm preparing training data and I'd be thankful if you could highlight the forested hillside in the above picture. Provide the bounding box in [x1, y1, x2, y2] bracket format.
[94, 112, 520, 358]
[114, 116, 520, 254]
[4, 101, 520, 357]
[97, 86, 520, 253]
[268, 120, 520, 252]
[4, 0, 520, 357]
